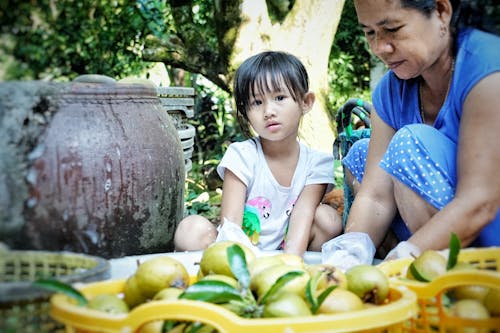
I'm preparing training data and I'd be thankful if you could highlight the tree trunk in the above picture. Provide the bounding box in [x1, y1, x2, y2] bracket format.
[232, 0, 344, 152]
[143, 0, 345, 152]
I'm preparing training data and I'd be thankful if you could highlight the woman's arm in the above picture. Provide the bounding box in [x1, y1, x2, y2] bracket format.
[344, 111, 398, 248]
[219, 169, 247, 226]
[285, 183, 327, 256]
[409, 72, 500, 249]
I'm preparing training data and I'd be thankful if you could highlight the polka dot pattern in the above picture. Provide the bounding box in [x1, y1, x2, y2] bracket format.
[379, 126, 455, 210]
[342, 138, 369, 183]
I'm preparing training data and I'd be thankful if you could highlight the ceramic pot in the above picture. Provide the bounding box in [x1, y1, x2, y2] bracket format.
[0, 77, 185, 258]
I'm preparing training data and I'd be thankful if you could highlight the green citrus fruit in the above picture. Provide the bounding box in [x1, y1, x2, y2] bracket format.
[407, 250, 447, 282]
[87, 294, 129, 314]
[346, 264, 390, 304]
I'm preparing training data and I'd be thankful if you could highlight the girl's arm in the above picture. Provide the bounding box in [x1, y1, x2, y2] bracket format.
[409, 72, 500, 250]
[284, 183, 327, 256]
[219, 168, 247, 226]
[344, 111, 398, 248]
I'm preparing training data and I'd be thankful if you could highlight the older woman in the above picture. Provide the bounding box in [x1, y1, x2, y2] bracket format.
[325, 0, 500, 269]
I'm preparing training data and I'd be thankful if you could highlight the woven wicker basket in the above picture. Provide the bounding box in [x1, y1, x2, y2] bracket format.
[0, 250, 110, 333]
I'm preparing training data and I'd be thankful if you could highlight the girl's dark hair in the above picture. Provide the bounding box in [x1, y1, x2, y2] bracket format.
[233, 51, 309, 138]
[400, 0, 499, 36]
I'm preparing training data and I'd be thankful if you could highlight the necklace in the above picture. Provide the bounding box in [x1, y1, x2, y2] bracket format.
[418, 58, 455, 124]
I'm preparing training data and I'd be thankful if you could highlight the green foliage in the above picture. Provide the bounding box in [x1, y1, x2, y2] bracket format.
[328, 0, 371, 117]
[266, 0, 294, 23]
[183, 76, 245, 220]
[191, 77, 243, 164]
[0, 0, 171, 81]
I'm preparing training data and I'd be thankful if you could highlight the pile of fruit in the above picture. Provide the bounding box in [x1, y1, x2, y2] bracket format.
[37, 241, 398, 333]
[406, 250, 499, 321]
[386, 234, 500, 330]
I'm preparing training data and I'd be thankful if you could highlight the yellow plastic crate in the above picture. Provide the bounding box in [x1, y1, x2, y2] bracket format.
[378, 247, 500, 333]
[50, 278, 418, 333]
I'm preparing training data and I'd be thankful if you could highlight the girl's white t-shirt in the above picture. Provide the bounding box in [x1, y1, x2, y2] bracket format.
[217, 137, 334, 250]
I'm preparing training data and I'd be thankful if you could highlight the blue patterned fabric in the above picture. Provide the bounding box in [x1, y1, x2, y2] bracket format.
[343, 124, 499, 246]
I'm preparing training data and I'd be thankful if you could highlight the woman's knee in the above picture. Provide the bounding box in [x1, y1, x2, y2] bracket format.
[174, 215, 217, 251]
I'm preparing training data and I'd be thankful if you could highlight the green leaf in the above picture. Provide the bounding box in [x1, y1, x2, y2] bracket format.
[314, 285, 337, 314]
[179, 280, 243, 304]
[259, 271, 304, 305]
[32, 278, 87, 306]
[161, 320, 178, 333]
[447, 233, 461, 270]
[227, 244, 250, 289]
[305, 273, 320, 309]
[305, 273, 338, 314]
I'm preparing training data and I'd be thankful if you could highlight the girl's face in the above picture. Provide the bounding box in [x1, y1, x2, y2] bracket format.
[246, 77, 312, 142]
[354, 0, 451, 80]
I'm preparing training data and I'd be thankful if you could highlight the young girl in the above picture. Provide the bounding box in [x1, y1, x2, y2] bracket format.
[174, 51, 342, 257]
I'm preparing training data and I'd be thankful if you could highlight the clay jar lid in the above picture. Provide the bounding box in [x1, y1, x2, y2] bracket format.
[65, 74, 158, 99]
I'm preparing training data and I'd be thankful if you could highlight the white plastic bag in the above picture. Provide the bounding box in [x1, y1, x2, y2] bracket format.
[215, 218, 261, 256]
[321, 232, 376, 271]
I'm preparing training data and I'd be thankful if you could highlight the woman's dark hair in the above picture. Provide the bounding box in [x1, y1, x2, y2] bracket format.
[400, 0, 499, 36]
[233, 51, 309, 138]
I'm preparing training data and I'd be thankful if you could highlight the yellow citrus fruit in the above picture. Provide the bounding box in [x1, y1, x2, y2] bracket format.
[484, 288, 500, 316]
[263, 292, 312, 317]
[449, 263, 490, 302]
[199, 241, 256, 277]
[139, 321, 187, 333]
[138, 320, 163, 333]
[451, 299, 490, 319]
[317, 288, 364, 314]
[87, 294, 129, 314]
[305, 263, 348, 292]
[250, 264, 309, 299]
[247, 255, 284, 277]
[272, 253, 304, 268]
[152, 287, 184, 301]
[135, 256, 189, 299]
[200, 274, 239, 288]
[123, 275, 148, 308]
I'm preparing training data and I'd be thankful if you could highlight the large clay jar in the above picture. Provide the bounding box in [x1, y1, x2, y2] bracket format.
[0, 77, 185, 258]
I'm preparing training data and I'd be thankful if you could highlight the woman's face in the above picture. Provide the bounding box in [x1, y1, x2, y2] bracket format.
[354, 0, 450, 80]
